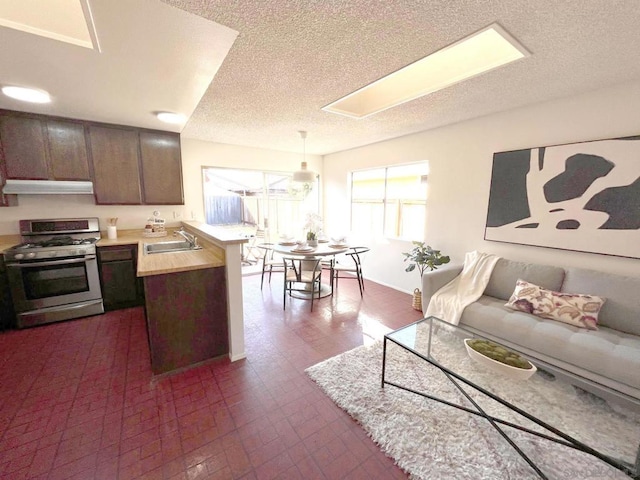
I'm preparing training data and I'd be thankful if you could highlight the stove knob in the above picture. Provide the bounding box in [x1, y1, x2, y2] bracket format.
[14, 253, 24, 260]
[49, 251, 57, 257]
[26, 252, 37, 259]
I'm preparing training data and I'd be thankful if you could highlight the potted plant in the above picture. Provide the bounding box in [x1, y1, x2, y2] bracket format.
[303, 213, 322, 247]
[402, 241, 450, 310]
[306, 231, 317, 246]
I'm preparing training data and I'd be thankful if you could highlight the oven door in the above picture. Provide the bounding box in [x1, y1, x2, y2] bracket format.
[7, 255, 103, 313]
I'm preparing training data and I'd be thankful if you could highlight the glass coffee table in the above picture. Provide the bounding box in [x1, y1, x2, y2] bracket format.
[382, 316, 640, 479]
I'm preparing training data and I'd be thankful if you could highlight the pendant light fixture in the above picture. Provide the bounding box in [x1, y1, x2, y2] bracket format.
[289, 131, 316, 200]
[292, 131, 316, 183]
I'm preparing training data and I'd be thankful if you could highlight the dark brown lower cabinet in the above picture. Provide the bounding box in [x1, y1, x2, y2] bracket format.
[0, 256, 16, 330]
[143, 267, 228, 375]
[98, 245, 144, 311]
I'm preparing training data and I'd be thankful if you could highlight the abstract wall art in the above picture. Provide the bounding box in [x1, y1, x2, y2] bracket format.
[485, 135, 640, 259]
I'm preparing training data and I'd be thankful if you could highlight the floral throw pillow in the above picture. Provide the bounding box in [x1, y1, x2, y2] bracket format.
[505, 279, 605, 330]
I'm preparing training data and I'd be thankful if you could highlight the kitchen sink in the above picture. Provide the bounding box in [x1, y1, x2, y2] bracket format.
[143, 240, 203, 254]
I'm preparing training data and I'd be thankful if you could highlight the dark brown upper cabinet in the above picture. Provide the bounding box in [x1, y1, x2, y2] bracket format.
[0, 114, 49, 180]
[0, 110, 184, 205]
[47, 121, 91, 180]
[0, 112, 91, 181]
[0, 154, 18, 207]
[139, 131, 184, 205]
[89, 126, 142, 205]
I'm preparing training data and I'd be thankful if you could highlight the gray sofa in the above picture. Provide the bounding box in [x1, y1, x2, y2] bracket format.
[421, 257, 640, 408]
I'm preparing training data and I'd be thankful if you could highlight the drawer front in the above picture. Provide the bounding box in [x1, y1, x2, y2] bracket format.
[99, 247, 133, 262]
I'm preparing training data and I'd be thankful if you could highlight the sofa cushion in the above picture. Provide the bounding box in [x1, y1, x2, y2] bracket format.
[460, 296, 640, 391]
[505, 279, 604, 330]
[562, 267, 640, 336]
[484, 258, 565, 301]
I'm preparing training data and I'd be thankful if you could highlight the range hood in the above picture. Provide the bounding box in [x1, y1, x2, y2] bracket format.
[2, 180, 94, 195]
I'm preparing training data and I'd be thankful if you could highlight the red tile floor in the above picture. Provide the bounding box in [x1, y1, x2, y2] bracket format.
[0, 272, 423, 479]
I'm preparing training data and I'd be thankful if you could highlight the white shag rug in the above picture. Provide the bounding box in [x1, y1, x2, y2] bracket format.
[305, 339, 639, 480]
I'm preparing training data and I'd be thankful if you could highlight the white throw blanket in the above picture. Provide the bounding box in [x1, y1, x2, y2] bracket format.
[425, 251, 500, 325]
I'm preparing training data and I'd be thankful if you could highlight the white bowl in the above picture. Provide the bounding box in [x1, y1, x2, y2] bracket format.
[464, 339, 537, 381]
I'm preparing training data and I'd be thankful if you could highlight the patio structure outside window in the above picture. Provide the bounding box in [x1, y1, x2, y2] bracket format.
[202, 167, 320, 242]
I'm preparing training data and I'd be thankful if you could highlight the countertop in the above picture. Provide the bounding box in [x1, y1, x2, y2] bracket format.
[0, 235, 20, 253]
[180, 221, 252, 246]
[97, 228, 225, 277]
[0, 221, 238, 278]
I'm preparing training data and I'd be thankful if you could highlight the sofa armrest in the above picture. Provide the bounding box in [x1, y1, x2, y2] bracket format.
[421, 264, 463, 315]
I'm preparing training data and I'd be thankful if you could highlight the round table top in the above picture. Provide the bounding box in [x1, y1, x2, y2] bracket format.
[271, 242, 350, 257]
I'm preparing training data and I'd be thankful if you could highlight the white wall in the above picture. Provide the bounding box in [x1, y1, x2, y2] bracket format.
[0, 194, 178, 235]
[324, 80, 640, 294]
[0, 140, 321, 236]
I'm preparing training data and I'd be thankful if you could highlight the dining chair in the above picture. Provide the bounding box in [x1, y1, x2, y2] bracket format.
[258, 243, 284, 289]
[242, 227, 264, 265]
[331, 246, 369, 297]
[283, 255, 323, 311]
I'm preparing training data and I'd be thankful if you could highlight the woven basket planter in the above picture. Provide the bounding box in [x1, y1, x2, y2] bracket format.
[412, 288, 422, 311]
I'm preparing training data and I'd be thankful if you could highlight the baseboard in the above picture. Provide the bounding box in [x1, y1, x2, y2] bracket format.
[229, 352, 247, 362]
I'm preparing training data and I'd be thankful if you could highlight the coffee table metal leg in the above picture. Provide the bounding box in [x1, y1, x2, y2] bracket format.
[381, 337, 387, 388]
[443, 369, 549, 480]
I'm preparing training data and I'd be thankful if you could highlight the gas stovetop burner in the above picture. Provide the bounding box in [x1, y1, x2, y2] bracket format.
[15, 237, 98, 249]
[6, 218, 102, 262]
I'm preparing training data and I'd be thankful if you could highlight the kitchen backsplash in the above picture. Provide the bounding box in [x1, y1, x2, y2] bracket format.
[0, 194, 195, 235]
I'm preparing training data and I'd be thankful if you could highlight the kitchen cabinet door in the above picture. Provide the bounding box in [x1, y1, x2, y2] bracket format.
[89, 126, 142, 204]
[46, 120, 91, 180]
[0, 256, 16, 330]
[98, 245, 144, 311]
[0, 114, 48, 179]
[139, 131, 184, 205]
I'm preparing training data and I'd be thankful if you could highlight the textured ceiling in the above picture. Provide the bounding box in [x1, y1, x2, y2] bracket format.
[163, 0, 640, 155]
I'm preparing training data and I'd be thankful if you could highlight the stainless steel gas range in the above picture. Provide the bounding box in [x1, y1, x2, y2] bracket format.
[4, 218, 104, 328]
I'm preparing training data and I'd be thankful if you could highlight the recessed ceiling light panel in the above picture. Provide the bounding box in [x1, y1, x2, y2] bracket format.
[156, 111, 186, 124]
[323, 23, 530, 119]
[2, 85, 51, 103]
[0, 0, 100, 50]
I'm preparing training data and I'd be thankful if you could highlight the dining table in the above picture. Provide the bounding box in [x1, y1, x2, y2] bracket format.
[272, 241, 350, 299]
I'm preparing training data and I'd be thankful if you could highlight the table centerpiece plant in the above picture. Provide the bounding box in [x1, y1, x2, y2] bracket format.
[402, 241, 450, 310]
[303, 213, 322, 247]
[465, 339, 533, 369]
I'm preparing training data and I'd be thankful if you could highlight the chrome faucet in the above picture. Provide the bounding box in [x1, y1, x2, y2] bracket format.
[174, 228, 198, 249]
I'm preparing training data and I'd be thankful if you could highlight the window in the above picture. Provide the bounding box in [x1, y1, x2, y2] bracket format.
[202, 167, 319, 242]
[350, 163, 428, 240]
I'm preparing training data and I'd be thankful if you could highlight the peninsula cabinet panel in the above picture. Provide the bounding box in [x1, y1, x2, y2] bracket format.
[144, 267, 228, 375]
[89, 126, 142, 204]
[139, 131, 184, 205]
[46, 120, 90, 180]
[0, 114, 48, 179]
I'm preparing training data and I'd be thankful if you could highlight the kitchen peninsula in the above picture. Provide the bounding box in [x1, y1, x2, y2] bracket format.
[97, 221, 248, 374]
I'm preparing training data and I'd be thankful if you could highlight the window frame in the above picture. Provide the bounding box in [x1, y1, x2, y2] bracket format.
[349, 162, 428, 240]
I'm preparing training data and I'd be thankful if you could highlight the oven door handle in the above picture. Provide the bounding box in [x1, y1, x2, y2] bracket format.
[8, 255, 96, 268]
